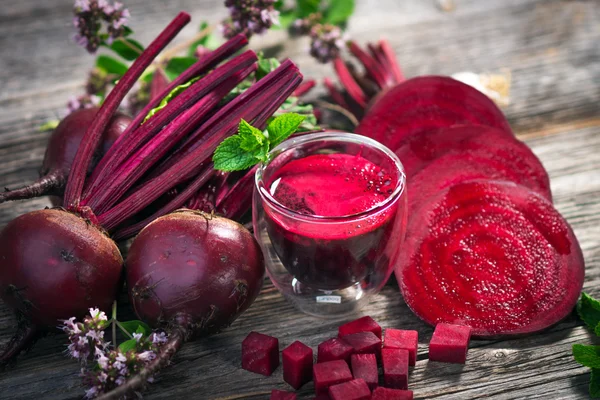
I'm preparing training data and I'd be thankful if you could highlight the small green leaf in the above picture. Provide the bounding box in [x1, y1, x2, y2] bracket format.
[96, 55, 128, 76]
[274, 9, 297, 30]
[118, 339, 138, 353]
[274, 96, 320, 131]
[297, 0, 321, 17]
[109, 38, 145, 61]
[213, 135, 263, 172]
[256, 57, 281, 80]
[267, 113, 306, 147]
[239, 119, 266, 151]
[164, 57, 198, 81]
[578, 293, 600, 331]
[573, 344, 600, 368]
[323, 0, 355, 25]
[118, 320, 151, 336]
[39, 120, 59, 132]
[591, 369, 600, 398]
[143, 76, 201, 122]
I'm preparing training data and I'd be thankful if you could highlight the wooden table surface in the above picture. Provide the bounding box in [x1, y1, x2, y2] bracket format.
[1, 0, 599, 398]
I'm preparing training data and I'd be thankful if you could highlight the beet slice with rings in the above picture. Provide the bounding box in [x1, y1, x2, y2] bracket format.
[397, 180, 584, 337]
[356, 76, 512, 151]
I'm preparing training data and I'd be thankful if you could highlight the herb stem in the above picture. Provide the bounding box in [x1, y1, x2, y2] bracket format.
[314, 99, 359, 127]
[158, 25, 214, 62]
[115, 321, 134, 340]
[111, 301, 117, 349]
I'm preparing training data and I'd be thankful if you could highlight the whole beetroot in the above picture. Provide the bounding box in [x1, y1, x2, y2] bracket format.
[0, 108, 131, 206]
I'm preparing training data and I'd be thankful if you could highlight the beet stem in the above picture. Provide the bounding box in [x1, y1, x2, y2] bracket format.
[323, 77, 355, 117]
[0, 320, 38, 369]
[333, 57, 368, 108]
[292, 79, 316, 97]
[0, 171, 65, 204]
[64, 12, 190, 210]
[215, 165, 258, 221]
[378, 39, 404, 83]
[83, 34, 248, 199]
[150, 69, 169, 102]
[347, 41, 389, 89]
[95, 327, 186, 400]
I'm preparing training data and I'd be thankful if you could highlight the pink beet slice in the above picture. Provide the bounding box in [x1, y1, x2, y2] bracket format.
[270, 390, 297, 400]
[382, 348, 409, 389]
[372, 387, 414, 400]
[398, 180, 585, 337]
[313, 360, 353, 394]
[342, 331, 382, 359]
[283, 340, 313, 389]
[429, 323, 471, 364]
[242, 332, 279, 376]
[339, 316, 382, 339]
[350, 353, 378, 390]
[328, 379, 371, 400]
[318, 337, 354, 363]
[383, 329, 418, 366]
[356, 76, 512, 151]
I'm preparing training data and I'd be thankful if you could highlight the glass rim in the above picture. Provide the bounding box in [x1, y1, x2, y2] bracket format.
[255, 132, 406, 222]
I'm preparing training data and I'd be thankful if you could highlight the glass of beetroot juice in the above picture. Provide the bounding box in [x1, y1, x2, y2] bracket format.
[253, 132, 407, 317]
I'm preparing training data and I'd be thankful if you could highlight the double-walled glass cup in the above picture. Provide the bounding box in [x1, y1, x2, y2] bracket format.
[253, 133, 407, 317]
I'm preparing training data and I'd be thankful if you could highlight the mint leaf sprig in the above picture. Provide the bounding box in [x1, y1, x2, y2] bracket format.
[213, 113, 305, 172]
[573, 292, 600, 398]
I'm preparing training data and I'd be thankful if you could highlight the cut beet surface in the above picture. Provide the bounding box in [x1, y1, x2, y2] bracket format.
[382, 348, 409, 390]
[328, 378, 371, 400]
[270, 390, 297, 400]
[318, 337, 354, 363]
[339, 316, 382, 339]
[241, 332, 279, 376]
[283, 340, 313, 389]
[356, 76, 512, 151]
[429, 323, 471, 364]
[371, 387, 414, 400]
[350, 353, 378, 390]
[342, 331, 382, 360]
[398, 180, 585, 337]
[313, 360, 353, 394]
[383, 329, 418, 366]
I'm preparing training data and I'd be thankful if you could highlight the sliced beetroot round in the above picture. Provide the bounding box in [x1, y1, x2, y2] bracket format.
[356, 76, 512, 151]
[397, 180, 584, 337]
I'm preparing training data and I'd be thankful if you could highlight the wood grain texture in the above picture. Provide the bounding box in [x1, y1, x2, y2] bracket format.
[0, 0, 599, 399]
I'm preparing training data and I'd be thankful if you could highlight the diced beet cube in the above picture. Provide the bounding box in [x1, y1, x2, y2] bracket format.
[328, 378, 371, 400]
[371, 387, 414, 400]
[283, 340, 313, 389]
[350, 353, 378, 390]
[429, 323, 471, 364]
[339, 316, 382, 339]
[382, 348, 409, 389]
[342, 331, 382, 359]
[318, 337, 354, 363]
[241, 331, 279, 376]
[270, 390, 297, 400]
[383, 329, 418, 366]
[313, 360, 353, 394]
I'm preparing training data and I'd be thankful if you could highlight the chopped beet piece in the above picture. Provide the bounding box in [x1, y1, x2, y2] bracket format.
[241, 332, 279, 376]
[283, 340, 313, 389]
[429, 323, 471, 364]
[383, 329, 418, 366]
[339, 316, 382, 339]
[382, 348, 409, 389]
[372, 387, 414, 400]
[270, 390, 297, 400]
[318, 337, 354, 363]
[342, 331, 382, 359]
[350, 353, 378, 390]
[328, 378, 371, 400]
[313, 360, 353, 394]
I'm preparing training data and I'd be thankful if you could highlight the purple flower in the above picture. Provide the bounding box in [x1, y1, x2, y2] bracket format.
[309, 24, 345, 63]
[72, 0, 130, 53]
[221, 0, 278, 39]
[151, 332, 168, 344]
[138, 351, 156, 362]
[133, 332, 143, 342]
[84, 386, 99, 399]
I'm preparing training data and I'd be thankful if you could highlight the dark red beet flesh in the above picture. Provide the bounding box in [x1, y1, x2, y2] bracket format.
[270, 390, 297, 400]
[313, 360, 353, 394]
[398, 180, 585, 337]
[318, 337, 354, 364]
[242, 331, 280, 376]
[383, 329, 418, 366]
[339, 316, 382, 339]
[0, 108, 130, 206]
[342, 332, 382, 360]
[371, 387, 414, 400]
[356, 76, 512, 151]
[350, 353, 378, 390]
[282, 340, 313, 389]
[126, 210, 264, 335]
[328, 378, 371, 400]
[381, 348, 409, 390]
[428, 323, 471, 364]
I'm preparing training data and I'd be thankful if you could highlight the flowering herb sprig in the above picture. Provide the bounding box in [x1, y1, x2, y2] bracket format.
[221, 0, 280, 38]
[73, 0, 131, 54]
[62, 304, 168, 399]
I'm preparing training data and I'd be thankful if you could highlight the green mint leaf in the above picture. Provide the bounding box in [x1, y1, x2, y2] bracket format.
[267, 113, 306, 147]
[297, 0, 321, 17]
[118, 338, 138, 353]
[109, 38, 145, 61]
[122, 26, 134, 37]
[256, 57, 281, 80]
[118, 320, 152, 336]
[39, 120, 59, 132]
[187, 22, 221, 57]
[323, 0, 355, 25]
[96, 55, 128, 76]
[274, 96, 320, 131]
[573, 344, 600, 368]
[143, 76, 201, 123]
[273, 9, 297, 29]
[238, 119, 266, 151]
[591, 369, 600, 398]
[577, 292, 600, 331]
[213, 135, 264, 171]
[164, 57, 198, 81]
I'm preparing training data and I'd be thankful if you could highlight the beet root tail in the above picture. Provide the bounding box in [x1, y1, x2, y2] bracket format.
[0, 171, 65, 204]
[0, 321, 39, 369]
[95, 327, 186, 400]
